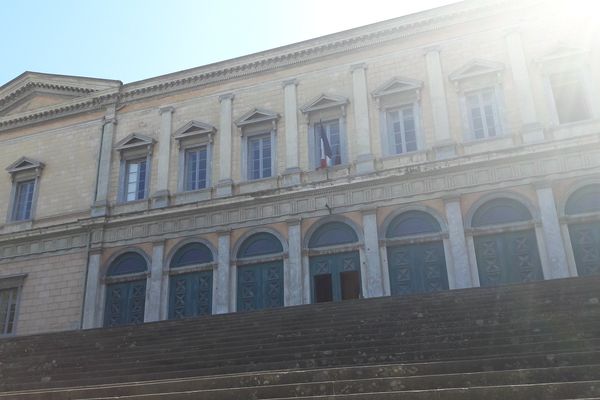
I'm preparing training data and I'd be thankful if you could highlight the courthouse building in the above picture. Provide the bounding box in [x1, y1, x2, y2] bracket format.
[0, 0, 599, 336]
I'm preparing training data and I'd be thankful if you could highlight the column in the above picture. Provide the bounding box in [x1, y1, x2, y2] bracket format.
[444, 198, 473, 288]
[535, 184, 570, 278]
[214, 231, 231, 313]
[216, 93, 234, 197]
[351, 63, 375, 174]
[505, 30, 544, 143]
[91, 105, 117, 217]
[424, 47, 454, 159]
[144, 241, 165, 322]
[282, 79, 301, 186]
[362, 209, 384, 297]
[152, 106, 174, 208]
[286, 219, 303, 305]
[82, 251, 102, 329]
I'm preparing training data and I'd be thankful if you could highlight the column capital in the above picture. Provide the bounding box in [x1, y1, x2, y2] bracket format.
[360, 206, 378, 215]
[218, 92, 235, 102]
[350, 62, 368, 72]
[286, 217, 302, 226]
[532, 180, 554, 190]
[89, 248, 103, 256]
[102, 116, 117, 126]
[159, 106, 174, 115]
[152, 239, 166, 247]
[282, 78, 299, 87]
[442, 194, 462, 204]
[216, 228, 232, 236]
[423, 45, 442, 55]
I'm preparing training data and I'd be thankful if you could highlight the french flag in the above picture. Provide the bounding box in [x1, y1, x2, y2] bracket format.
[318, 121, 332, 168]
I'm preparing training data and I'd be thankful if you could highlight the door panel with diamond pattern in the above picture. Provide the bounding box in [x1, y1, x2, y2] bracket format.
[237, 261, 283, 312]
[475, 230, 543, 286]
[387, 241, 448, 296]
[309, 251, 361, 302]
[569, 222, 600, 277]
[104, 280, 146, 327]
[168, 271, 213, 319]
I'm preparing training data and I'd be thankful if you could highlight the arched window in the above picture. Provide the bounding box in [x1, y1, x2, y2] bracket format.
[385, 211, 448, 295]
[308, 221, 358, 248]
[471, 197, 542, 286]
[168, 242, 214, 319]
[565, 185, 600, 277]
[104, 252, 147, 327]
[236, 232, 284, 312]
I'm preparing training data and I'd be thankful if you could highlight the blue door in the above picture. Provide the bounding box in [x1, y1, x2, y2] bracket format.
[475, 230, 543, 286]
[387, 241, 448, 295]
[309, 251, 361, 302]
[104, 280, 146, 327]
[569, 222, 600, 276]
[169, 271, 213, 319]
[237, 261, 283, 312]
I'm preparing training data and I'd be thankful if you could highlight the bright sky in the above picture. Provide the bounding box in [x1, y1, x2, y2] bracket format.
[1, 0, 458, 86]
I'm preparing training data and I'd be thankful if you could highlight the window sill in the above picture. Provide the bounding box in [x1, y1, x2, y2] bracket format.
[172, 188, 212, 205]
[461, 134, 514, 155]
[111, 200, 149, 215]
[551, 118, 600, 140]
[238, 177, 278, 194]
[1, 219, 33, 234]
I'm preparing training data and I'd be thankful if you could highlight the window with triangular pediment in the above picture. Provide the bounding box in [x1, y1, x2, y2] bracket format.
[115, 133, 155, 203]
[235, 108, 279, 181]
[6, 157, 44, 222]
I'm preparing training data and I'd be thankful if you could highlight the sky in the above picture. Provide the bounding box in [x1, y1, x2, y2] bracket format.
[0, 0, 458, 86]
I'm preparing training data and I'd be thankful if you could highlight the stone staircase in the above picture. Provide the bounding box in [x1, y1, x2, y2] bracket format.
[1, 276, 600, 399]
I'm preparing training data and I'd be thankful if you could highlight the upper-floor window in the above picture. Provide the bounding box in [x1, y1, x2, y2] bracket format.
[173, 120, 216, 193]
[301, 94, 349, 168]
[184, 146, 208, 191]
[5, 157, 44, 223]
[465, 88, 501, 139]
[372, 77, 423, 156]
[0, 274, 26, 336]
[235, 108, 279, 181]
[114, 133, 155, 203]
[549, 70, 590, 124]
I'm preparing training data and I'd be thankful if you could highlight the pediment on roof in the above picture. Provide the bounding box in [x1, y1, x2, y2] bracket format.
[235, 108, 280, 127]
[173, 120, 217, 140]
[449, 59, 504, 82]
[300, 94, 349, 113]
[372, 77, 423, 98]
[6, 156, 44, 174]
[0, 72, 121, 117]
[114, 133, 155, 151]
[538, 44, 586, 63]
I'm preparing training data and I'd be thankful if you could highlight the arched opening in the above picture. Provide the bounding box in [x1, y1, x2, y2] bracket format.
[168, 242, 214, 319]
[565, 184, 600, 276]
[472, 197, 543, 286]
[308, 221, 361, 303]
[236, 232, 284, 312]
[104, 252, 147, 327]
[385, 211, 449, 295]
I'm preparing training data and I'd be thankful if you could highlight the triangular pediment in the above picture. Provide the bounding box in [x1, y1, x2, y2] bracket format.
[538, 44, 586, 63]
[300, 94, 349, 114]
[114, 133, 155, 151]
[235, 108, 280, 127]
[0, 72, 121, 117]
[449, 59, 504, 82]
[173, 120, 217, 140]
[372, 77, 423, 98]
[6, 156, 44, 174]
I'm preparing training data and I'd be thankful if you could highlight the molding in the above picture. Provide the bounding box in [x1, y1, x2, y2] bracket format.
[449, 59, 505, 82]
[6, 156, 45, 175]
[235, 108, 280, 127]
[173, 120, 216, 142]
[114, 133, 155, 152]
[371, 76, 423, 98]
[300, 94, 349, 114]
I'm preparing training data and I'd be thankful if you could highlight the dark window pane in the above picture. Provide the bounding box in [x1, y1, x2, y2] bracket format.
[551, 71, 590, 124]
[340, 271, 360, 300]
[314, 274, 333, 303]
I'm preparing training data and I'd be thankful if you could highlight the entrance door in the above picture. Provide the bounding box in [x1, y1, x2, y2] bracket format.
[569, 222, 600, 276]
[387, 241, 448, 296]
[104, 280, 146, 327]
[237, 261, 284, 312]
[310, 251, 361, 303]
[475, 230, 543, 286]
[168, 271, 213, 319]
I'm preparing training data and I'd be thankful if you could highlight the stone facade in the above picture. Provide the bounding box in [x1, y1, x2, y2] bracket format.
[0, 0, 599, 336]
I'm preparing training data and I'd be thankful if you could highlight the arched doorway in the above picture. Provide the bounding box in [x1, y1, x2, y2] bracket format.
[472, 197, 543, 286]
[385, 211, 449, 295]
[565, 184, 600, 276]
[168, 242, 214, 319]
[236, 232, 284, 312]
[104, 252, 147, 327]
[308, 221, 361, 303]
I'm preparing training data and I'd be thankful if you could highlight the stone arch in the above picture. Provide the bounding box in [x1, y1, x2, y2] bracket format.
[232, 227, 287, 261]
[102, 247, 151, 277]
[166, 238, 216, 269]
[465, 191, 539, 229]
[304, 215, 363, 250]
[381, 206, 447, 239]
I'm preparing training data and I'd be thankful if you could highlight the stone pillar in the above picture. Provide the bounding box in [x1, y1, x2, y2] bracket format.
[350, 63, 375, 174]
[444, 198, 473, 288]
[144, 241, 164, 322]
[505, 30, 544, 143]
[82, 251, 102, 329]
[92, 106, 117, 217]
[535, 184, 570, 278]
[285, 219, 303, 306]
[152, 106, 174, 208]
[214, 231, 231, 313]
[361, 208, 384, 297]
[424, 47, 454, 159]
[217, 93, 234, 197]
[282, 79, 301, 186]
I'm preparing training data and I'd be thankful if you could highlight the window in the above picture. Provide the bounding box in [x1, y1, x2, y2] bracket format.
[314, 119, 342, 167]
[247, 133, 272, 180]
[125, 159, 147, 201]
[184, 146, 208, 191]
[6, 157, 44, 223]
[549, 71, 590, 124]
[386, 105, 418, 154]
[12, 180, 35, 221]
[465, 88, 501, 139]
[0, 287, 19, 335]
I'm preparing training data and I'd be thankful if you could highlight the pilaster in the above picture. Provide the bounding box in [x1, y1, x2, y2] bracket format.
[152, 106, 174, 208]
[217, 93, 234, 197]
[282, 79, 302, 186]
[444, 197, 472, 288]
[350, 63, 375, 173]
[286, 218, 303, 305]
[82, 251, 102, 329]
[144, 241, 165, 322]
[92, 105, 117, 217]
[215, 231, 231, 313]
[361, 208, 384, 297]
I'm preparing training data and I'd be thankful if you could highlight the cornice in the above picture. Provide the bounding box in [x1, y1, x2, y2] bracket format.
[0, 82, 96, 111]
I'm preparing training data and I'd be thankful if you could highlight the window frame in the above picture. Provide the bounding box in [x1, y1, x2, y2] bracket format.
[115, 134, 154, 204]
[235, 109, 279, 182]
[5, 157, 44, 223]
[245, 132, 273, 180]
[173, 120, 216, 194]
[0, 274, 26, 337]
[463, 87, 503, 140]
[546, 67, 594, 126]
